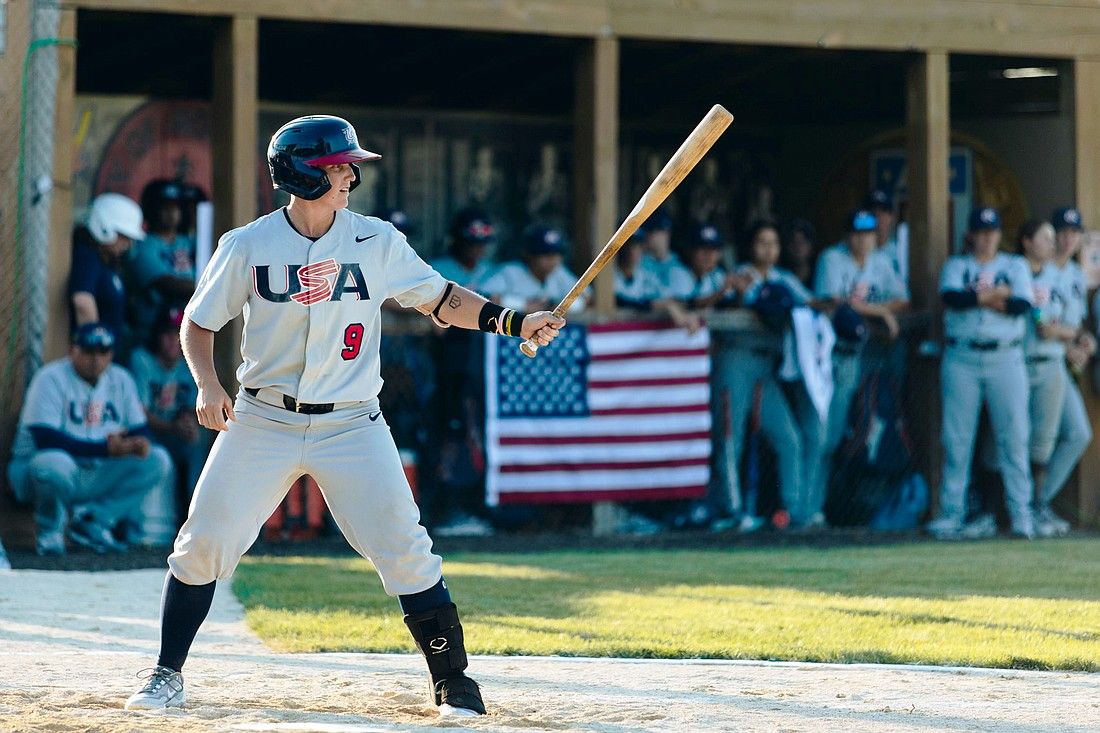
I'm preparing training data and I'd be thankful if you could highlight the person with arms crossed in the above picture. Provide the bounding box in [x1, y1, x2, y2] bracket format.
[8, 323, 172, 555]
[928, 207, 1036, 540]
[123, 116, 564, 717]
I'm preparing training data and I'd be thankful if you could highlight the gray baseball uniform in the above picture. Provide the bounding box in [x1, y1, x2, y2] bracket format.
[477, 262, 587, 313]
[1041, 259, 1092, 507]
[171, 208, 447, 593]
[1024, 263, 1068, 464]
[935, 252, 1034, 533]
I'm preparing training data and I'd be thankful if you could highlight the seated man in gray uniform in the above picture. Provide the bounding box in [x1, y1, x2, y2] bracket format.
[7, 323, 173, 555]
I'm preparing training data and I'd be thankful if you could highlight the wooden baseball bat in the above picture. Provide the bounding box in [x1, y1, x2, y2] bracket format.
[520, 104, 734, 358]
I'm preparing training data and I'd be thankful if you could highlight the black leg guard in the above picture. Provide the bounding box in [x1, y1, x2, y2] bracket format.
[403, 602, 486, 714]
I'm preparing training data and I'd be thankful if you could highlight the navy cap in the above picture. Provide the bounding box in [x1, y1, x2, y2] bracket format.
[849, 209, 877, 233]
[73, 322, 115, 351]
[642, 208, 673, 233]
[968, 206, 1002, 232]
[832, 304, 867, 343]
[865, 189, 894, 211]
[688, 223, 724, 249]
[523, 224, 566, 255]
[373, 207, 412, 234]
[752, 281, 796, 332]
[450, 207, 496, 244]
[1051, 207, 1084, 231]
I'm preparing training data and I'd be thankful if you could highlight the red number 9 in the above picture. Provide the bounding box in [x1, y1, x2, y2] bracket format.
[342, 323, 365, 361]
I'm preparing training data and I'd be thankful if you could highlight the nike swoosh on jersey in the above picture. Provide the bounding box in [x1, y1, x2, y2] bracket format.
[355, 234, 378, 243]
[368, 412, 382, 421]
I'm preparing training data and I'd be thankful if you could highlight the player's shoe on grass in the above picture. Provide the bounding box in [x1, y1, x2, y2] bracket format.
[435, 674, 486, 717]
[125, 666, 185, 710]
[434, 512, 494, 538]
[35, 530, 66, 557]
[1035, 506, 1070, 538]
[926, 516, 964, 540]
[68, 513, 128, 553]
[959, 513, 997, 540]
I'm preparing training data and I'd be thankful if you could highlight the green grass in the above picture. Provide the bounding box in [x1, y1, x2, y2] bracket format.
[233, 539, 1100, 671]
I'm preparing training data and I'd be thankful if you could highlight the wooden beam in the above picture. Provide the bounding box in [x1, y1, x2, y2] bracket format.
[210, 14, 257, 390]
[906, 51, 951, 504]
[43, 8, 78, 363]
[573, 35, 619, 316]
[69, 0, 1100, 58]
[1072, 57, 1100, 529]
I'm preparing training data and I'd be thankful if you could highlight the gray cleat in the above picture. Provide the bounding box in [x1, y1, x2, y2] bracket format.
[125, 666, 185, 710]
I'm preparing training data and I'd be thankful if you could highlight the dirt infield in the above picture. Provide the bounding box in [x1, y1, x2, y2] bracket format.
[1, 568, 1097, 732]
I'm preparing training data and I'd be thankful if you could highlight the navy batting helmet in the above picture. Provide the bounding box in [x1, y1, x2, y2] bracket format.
[267, 116, 380, 201]
[752, 281, 796, 332]
[139, 179, 185, 223]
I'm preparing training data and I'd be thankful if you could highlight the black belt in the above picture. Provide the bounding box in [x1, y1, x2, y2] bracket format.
[1027, 355, 1056, 364]
[244, 387, 335, 415]
[947, 338, 1022, 351]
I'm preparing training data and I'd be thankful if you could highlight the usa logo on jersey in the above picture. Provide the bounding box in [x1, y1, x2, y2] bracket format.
[252, 259, 370, 305]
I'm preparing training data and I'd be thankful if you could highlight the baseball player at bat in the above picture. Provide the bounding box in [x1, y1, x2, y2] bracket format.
[124, 115, 564, 716]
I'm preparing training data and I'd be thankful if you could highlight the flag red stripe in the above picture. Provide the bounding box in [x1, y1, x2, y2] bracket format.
[591, 348, 709, 361]
[500, 457, 709, 473]
[589, 375, 709, 389]
[499, 431, 710, 446]
[496, 485, 707, 504]
[591, 403, 709, 416]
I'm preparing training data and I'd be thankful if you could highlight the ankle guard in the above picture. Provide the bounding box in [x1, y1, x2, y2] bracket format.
[403, 602, 469, 684]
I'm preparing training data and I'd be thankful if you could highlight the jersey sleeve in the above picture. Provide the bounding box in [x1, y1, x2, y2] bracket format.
[185, 231, 249, 331]
[68, 243, 100, 297]
[780, 270, 814, 304]
[475, 264, 511, 298]
[665, 266, 696, 300]
[1010, 258, 1034, 302]
[878, 257, 910, 301]
[384, 229, 447, 308]
[127, 238, 172, 288]
[128, 348, 154, 407]
[939, 258, 965, 292]
[19, 368, 64, 431]
[813, 250, 844, 299]
[117, 367, 149, 430]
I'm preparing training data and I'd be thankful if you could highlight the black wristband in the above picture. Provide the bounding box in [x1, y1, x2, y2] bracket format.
[504, 310, 527, 338]
[478, 301, 506, 334]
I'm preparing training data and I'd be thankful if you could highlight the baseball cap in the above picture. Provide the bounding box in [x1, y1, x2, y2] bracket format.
[73, 323, 115, 352]
[523, 224, 566, 255]
[642, 208, 673, 233]
[450, 207, 496, 245]
[865, 189, 894, 211]
[153, 306, 186, 337]
[968, 206, 1002, 232]
[1051, 207, 1084, 231]
[752, 281, 796, 332]
[373, 207, 412, 234]
[832, 304, 868, 343]
[688, 223, 724, 249]
[849, 209, 878, 233]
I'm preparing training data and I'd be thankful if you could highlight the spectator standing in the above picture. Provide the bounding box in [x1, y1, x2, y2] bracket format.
[126, 180, 197, 348]
[1039, 207, 1095, 536]
[70, 193, 145, 357]
[431, 207, 497, 289]
[639, 208, 691, 293]
[928, 207, 1035, 540]
[782, 217, 818, 289]
[129, 307, 207, 526]
[813, 209, 909, 484]
[7, 324, 173, 555]
[479, 224, 587, 313]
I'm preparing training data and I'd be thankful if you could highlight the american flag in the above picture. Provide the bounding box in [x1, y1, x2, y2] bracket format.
[485, 321, 712, 505]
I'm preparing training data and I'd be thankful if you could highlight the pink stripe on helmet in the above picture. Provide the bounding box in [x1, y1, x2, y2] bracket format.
[305, 148, 381, 166]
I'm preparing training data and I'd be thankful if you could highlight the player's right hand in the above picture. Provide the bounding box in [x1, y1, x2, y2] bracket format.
[196, 382, 236, 431]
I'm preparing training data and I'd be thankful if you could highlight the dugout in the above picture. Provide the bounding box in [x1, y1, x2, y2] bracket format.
[3, 0, 1100, 535]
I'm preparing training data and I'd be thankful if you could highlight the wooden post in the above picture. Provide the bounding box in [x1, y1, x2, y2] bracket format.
[574, 35, 621, 535]
[573, 35, 619, 317]
[906, 51, 950, 502]
[1072, 57, 1100, 529]
[43, 8, 78, 363]
[210, 14, 257, 391]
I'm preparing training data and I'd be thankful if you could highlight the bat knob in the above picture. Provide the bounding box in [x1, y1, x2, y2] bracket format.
[519, 340, 539, 358]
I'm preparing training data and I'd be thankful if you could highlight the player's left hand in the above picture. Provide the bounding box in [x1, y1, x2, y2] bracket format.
[521, 312, 566, 346]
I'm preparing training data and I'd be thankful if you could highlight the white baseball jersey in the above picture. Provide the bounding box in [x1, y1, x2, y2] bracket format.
[640, 252, 691, 293]
[1026, 262, 1068, 359]
[666, 265, 728, 303]
[186, 208, 445, 405]
[736, 264, 813, 306]
[476, 261, 587, 313]
[940, 252, 1033, 343]
[1051, 259, 1088, 329]
[12, 358, 147, 459]
[814, 243, 909, 305]
[614, 265, 667, 305]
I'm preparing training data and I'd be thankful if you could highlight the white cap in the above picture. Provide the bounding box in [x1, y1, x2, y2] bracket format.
[87, 193, 144, 244]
